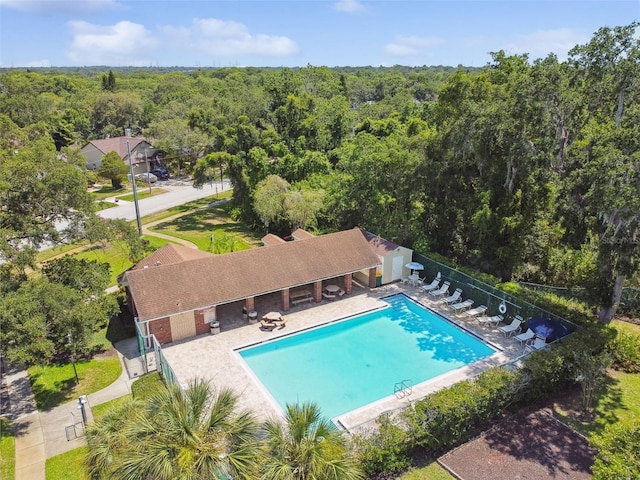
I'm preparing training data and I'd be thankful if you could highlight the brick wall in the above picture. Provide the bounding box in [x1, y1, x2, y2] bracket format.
[148, 317, 172, 344]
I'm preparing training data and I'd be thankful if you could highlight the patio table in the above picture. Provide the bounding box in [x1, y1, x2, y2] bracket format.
[324, 284, 340, 293]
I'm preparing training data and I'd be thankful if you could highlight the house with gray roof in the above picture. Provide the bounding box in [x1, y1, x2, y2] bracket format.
[81, 129, 159, 173]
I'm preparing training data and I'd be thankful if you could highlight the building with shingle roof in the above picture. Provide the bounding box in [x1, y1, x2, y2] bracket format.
[124, 228, 382, 344]
[359, 229, 414, 286]
[81, 130, 159, 172]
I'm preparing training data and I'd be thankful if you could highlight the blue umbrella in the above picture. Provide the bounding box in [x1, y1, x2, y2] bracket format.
[526, 318, 570, 343]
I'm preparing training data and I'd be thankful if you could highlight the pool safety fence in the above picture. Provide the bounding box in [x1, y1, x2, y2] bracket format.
[134, 319, 179, 388]
[519, 282, 640, 316]
[413, 253, 579, 334]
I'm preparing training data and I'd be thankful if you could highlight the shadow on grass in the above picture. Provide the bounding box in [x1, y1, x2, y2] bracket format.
[29, 366, 80, 412]
[106, 310, 136, 346]
[551, 374, 625, 438]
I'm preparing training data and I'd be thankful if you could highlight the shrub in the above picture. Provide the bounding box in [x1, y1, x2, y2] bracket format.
[403, 368, 518, 452]
[518, 326, 612, 405]
[355, 414, 411, 477]
[607, 330, 640, 373]
[591, 422, 640, 480]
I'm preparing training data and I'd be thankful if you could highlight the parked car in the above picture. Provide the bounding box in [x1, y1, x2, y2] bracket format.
[136, 172, 157, 184]
[150, 168, 169, 180]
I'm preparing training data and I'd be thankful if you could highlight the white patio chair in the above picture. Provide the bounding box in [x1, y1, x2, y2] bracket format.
[450, 299, 474, 312]
[498, 316, 523, 337]
[428, 281, 450, 299]
[514, 328, 536, 345]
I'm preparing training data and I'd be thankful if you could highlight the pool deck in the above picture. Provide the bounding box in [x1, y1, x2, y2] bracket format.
[160, 282, 531, 433]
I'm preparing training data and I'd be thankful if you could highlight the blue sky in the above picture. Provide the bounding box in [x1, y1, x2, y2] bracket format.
[0, 0, 637, 68]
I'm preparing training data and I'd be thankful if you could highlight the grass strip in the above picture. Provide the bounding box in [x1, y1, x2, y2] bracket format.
[29, 356, 121, 411]
[0, 418, 15, 480]
[45, 446, 88, 480]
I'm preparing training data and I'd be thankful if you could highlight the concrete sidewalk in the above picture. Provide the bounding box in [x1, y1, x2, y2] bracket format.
[8, 337, 141, 480]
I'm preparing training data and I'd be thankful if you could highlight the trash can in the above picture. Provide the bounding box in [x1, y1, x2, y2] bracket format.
[210, 321, 220, 335]
[242, 306, 248, 320]
[248, 311, 258, 324]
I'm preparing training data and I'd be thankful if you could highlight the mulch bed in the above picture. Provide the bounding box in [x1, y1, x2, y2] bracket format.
[438, 409, 596, 480]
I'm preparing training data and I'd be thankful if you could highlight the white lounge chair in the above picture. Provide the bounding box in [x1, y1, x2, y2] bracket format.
[421, 277, 441, 293]
[465, 305, 488, 318]
[498, 316, 523, 337]
[526, 337, 547, 351]
[450, 299, 474, 312]
[428, 281, 450, 299]
[475, 314, 503, 326]
[514, 328, 536, 345]
[438, 288, 462, 305]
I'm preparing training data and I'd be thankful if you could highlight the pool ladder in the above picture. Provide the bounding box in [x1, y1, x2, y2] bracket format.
[394, 379, 413, 399]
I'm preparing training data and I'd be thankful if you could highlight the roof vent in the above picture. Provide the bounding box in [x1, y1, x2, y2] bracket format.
[154, 261, 161, 266]
[143, 265, 149, 269]
[124, 128, 132, 137]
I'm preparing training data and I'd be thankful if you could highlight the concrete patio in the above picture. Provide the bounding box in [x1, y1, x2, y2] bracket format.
[160, 282, 532, 433]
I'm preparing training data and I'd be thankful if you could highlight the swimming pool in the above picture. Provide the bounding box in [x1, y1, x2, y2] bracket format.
[238, 294, 495, 420]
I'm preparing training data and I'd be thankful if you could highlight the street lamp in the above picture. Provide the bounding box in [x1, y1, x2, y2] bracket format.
[67, 332, 79, 385]
[126, 139, 143, 236]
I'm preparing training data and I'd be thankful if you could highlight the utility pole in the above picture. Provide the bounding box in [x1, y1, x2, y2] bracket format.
[67, 332, 79, 385]
[126, 139, 143, 236]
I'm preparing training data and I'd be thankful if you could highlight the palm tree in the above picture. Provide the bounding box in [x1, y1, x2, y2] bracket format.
[86, 379, 263, 480]
[261, 402, 364, 480]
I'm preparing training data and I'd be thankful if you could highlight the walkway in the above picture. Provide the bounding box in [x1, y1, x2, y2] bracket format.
[8, 338, 139, 480]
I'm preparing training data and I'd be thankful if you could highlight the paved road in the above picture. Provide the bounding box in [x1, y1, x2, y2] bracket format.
[96, 178, 231, 221]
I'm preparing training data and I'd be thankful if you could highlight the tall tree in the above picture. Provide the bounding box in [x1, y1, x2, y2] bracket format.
[565, 22, 640, 320]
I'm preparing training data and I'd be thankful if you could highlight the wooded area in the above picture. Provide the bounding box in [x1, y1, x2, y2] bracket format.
[1, 22, 638, 344]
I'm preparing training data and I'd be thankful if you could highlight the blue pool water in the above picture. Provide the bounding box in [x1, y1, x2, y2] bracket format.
[238, 294, 495, 420]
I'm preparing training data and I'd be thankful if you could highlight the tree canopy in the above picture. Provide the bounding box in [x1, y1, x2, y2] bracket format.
[1, 22, 638, 320]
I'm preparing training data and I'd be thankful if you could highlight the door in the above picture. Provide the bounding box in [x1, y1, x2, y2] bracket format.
[392, 255, 404, 282]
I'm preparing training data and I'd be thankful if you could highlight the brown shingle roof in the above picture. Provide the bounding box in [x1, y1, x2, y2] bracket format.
[261, 233, 286, 246]
[132, 244, 212, 270]
[291, 228, 315, 240]
[126, 228, 381, 321]
[361, 229, 402, 256]
[86, 136, 148, 162]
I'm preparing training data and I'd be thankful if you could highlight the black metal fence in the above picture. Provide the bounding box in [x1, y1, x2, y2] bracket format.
[413, 253, 580, 333]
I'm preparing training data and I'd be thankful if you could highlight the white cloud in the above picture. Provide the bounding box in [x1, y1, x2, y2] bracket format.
[333, 0, 366, 13]
[503, 28, 588, 61]
[0, 0, 122, 14]
[161, 17, 299, 57]
[384, 35, 445, 57]
[66, 20, 157, 66]
[24, 59, 51, 67]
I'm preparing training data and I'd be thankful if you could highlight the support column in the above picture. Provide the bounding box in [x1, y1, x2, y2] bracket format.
[313, 281, 323, 302]
[344, 274, 353, 294]
[368, 268, 377, 288]
[281, 289, 290, 311]
[245, 297, 255, 312]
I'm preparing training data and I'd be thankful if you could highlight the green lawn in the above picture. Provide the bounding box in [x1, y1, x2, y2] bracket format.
[150, 200, 261, 251]
[89, 185, 129, 201]
[37, 243, 87, 263]
[29, 356, 122, 411]
[117, 186, 168, 202]
[398, 462, 455, 480]
[0, 418, 15, 480]
[91, 395, 132, 421]
[74, 235, 170, 286]
[45, 446, 88, 480]
[131, 372, 164, 399]
[553, 320, 640, 438]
